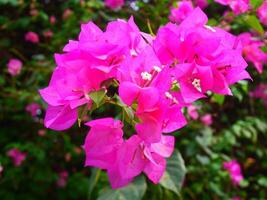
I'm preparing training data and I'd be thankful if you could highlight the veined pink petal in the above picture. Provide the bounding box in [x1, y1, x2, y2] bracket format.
[44, 105, 78, 131]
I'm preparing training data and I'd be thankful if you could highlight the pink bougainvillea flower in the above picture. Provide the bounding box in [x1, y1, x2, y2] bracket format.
[187, 105, 200, 120]
[56, 170, 69, 188]
[7, 148, 27, 167]
[64, 16, 148, 61]
[39, 50, 117, 130]
[223, 160, 244, 186]
[200, 114, 212, 126]
[118, 46, 187, 143]
[26, 103, 41, 117]
[154, 7, 250, 103]
[108, 134, 174, 189]
[239, 33, 267, 73]
[105, 0, 124, 10]
[83, 118, 124, 169]
[25, 31, 39, 43]
[257, 1, 267, 26]
[7, 58, 22, 76]
[215, 0, 249, 15]
[40, 17, 150, 131]
[169, 0, 194, 24]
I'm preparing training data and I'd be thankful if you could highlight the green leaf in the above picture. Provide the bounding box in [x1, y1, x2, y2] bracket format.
[97, 175, 147, 200]
[245, 15, 264, 35]
[250, 0, 263, 9]
[88, 168, 101, 200]
[89, 89, 106, 108]
[159, 150, 186, 195]
[211, 94, 225, 105]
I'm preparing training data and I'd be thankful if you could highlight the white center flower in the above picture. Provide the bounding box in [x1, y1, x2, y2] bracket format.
[141, 71, 152, 81]
[192, 78, 201, 91]
[153, 66, 162, 72]
[165, 92, 173, 99]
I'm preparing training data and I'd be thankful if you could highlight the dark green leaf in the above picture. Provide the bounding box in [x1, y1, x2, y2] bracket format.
[159, 150, 186, 195]
[89, 89, 106, 108]
[97, 175, 147, 200]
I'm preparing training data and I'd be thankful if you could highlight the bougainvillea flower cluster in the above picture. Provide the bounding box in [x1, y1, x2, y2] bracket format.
[6, 148, 27, 167]
[40, 8, 250, 189]
[239, 32, 267, 73]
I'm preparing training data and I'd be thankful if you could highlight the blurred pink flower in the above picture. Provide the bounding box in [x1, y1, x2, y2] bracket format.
[56, 171, 69, 187]
[7, 58, 22, 76]
[105, 0, 124, 10]
[43, 30, 53, 38]
[25, 31, 39, 43]
[200, 114, 212, 126]
[62, 9, 73, 20]
[50, 15, 56, 25]
[38, 129, 46, 137]
[257, 1, 267, 26]
[239, 33, 267, 73]
[187, 105, 199, 120]
[215, 0, 249, 15]
[7, 148, 27, 167]
[250, 84, 267, 107]
[26, 103, 41, 117]
[223, 160, 244, 186]
[30, 8, 38, 16]
[169, 0, 194, 24]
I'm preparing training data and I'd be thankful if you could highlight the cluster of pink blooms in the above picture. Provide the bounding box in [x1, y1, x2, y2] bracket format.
[6, 148, 27, 167]
[40, 8, 250, 188]
[223, 160, 244, 186]
[238, 33, 267, 73]
[187, 105, 213, 125]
